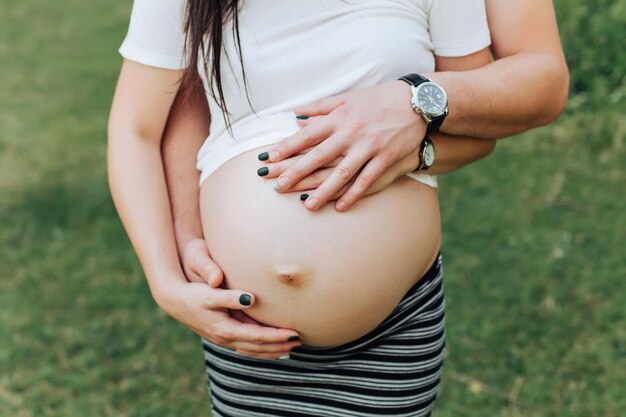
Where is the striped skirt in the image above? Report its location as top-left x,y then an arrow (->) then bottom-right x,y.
202,251 -> 445,417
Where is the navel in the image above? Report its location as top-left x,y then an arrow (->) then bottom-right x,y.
274,267 -> 310,288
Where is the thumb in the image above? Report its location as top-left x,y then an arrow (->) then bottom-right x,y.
210,288 -> 256,310
199,259 -> 224,288
188,243 -> 224,288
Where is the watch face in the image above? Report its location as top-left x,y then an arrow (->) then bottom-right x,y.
415,82 -> 448,117
423,143 -> 435,166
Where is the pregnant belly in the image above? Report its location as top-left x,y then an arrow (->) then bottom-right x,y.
200,144 -> 441,347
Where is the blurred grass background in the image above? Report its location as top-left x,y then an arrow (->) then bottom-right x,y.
0,0 -> 624,416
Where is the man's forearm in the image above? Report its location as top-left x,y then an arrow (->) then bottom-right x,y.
429,53 -> 568,139
162,87 -> 211,254
428,0 -> 569,140
426,132 -> 496,175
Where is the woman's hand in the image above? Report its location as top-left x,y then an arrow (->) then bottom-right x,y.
263,80 -> 427,212
259,144 -> 420,203
156,238 -> 302,359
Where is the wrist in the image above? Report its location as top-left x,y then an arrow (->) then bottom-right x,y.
173,220 -> 204,256
395,79 -> 429,133
149,271 -> 189,310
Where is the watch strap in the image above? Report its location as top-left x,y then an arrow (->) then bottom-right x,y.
398,73 -> 429,87
412,136 -> 434,172
426,113 -> 446,136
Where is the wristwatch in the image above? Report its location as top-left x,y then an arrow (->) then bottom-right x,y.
413,136 -> 435,172
398,73 -> 449,136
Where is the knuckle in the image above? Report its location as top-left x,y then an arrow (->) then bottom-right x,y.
212,335 -> 227,346
336,165 -> 352,182
218,328 -> 234,341
371,132 -> 385,146
300,126 -> 315,146
202,292 -> 216,309
313,145 -> 327,163
376,152 -> 393,166
357,171 -> 376,188
334,106 -> 350,119
244,334 -> 263,344
348,118 -> 365,133
384,147 -> 400,162
227,292 -> 241,308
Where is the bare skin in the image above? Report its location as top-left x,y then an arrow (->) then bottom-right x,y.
265,0 -> 568,212
120,1 -> 569,359
108,60 -> 302,358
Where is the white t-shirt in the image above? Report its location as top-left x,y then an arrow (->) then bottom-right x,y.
119,0 -> 491,187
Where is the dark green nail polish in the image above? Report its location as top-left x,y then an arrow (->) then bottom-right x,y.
239,294 -> 251,306
258,152 -> 269,161
288,335 -> 300,342
300,193 -> 309,201
296,115 -> 309,120
257,167 -> 269,176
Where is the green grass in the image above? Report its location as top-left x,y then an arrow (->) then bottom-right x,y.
1,0 -> 624,416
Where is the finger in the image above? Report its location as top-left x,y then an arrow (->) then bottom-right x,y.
230,340 -> 301,354
276,135 -> 344,190
258,153 -> 306,179
292,95 -> 345,117
330,181 -> 353,201
229,309 -> 263,325
289,167 -> 334,192
267,119 -> 334,163
262,152 -> 343,183
294,114 -> 319,129
207,288 -> 256,310
233,349 -> 292,360
190,248 -> 224,288
302,149 -> 371,211
183,266 -> 206,284
217,318 -> 300,344
335,156 -> 392,212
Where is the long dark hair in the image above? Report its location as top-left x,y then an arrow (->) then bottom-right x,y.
180,0 -> 253,136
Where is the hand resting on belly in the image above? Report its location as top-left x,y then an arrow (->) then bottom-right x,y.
200,144 -> 441,347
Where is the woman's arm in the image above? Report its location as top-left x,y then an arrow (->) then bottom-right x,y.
108,60 -> 185,289
108,60 -> 300,357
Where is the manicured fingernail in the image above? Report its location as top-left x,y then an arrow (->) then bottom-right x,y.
305,198 -> 318,209
258,152 -> 269,161
336,201 -> 347,211
300,193 -> 309,201
257,167 -> 269,176
239,294 -> 251,306
273,181 -> 280,191
295,115 -> 309,120
278,354 -> 290,360
277,176 -> 289,188
288,335 -> 300,341
269,151 -> 279,161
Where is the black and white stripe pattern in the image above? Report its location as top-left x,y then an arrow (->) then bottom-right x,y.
202,252 -> 445,417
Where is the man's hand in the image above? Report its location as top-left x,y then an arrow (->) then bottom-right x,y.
259,142 -> 421,204
167,238 -> 302,359
180,238 -> 225,286
262,80 -> 427,212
